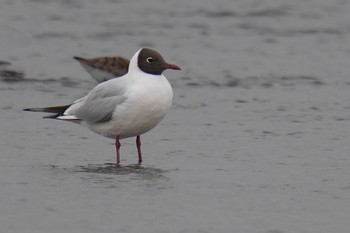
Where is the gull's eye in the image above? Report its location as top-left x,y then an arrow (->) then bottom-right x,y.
146,57 -> 154,63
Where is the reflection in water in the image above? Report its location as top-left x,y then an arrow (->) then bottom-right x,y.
75,163 -> 167,179
76,164 -> 169,188
46,163 -> 170,188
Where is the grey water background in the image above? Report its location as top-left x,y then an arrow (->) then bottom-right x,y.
1,0 -> 350,232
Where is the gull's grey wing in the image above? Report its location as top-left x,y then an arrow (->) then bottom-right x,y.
64,79 -> 127,123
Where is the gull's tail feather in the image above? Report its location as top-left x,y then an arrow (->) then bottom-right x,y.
23,105 -> 80,122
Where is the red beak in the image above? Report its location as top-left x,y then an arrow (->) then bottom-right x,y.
162,63 -> 181,70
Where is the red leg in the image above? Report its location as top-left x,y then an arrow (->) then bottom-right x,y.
136,135 -> 142,164
115,135 -> 121,165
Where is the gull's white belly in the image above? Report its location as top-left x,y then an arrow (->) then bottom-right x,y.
85,79 -> 173,139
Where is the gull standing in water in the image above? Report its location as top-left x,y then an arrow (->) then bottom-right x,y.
24,48 -> 181,165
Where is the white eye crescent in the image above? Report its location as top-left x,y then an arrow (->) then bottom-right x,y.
146,57 -> 154,63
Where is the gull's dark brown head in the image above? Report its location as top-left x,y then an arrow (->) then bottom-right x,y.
137,48 -> 181,75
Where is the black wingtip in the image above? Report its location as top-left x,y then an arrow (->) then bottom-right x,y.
23,105 -> 71,114
23,108 -> 41,112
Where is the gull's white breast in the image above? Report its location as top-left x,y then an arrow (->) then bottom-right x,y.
86,74 -> 173,139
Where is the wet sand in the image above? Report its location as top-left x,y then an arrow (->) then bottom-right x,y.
1,0 -> 350,233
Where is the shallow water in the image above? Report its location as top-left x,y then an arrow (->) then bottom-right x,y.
1,0 -> 350,233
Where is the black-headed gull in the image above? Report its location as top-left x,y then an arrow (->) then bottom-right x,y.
74,55 -> 129,82
24,48 -> 181,165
